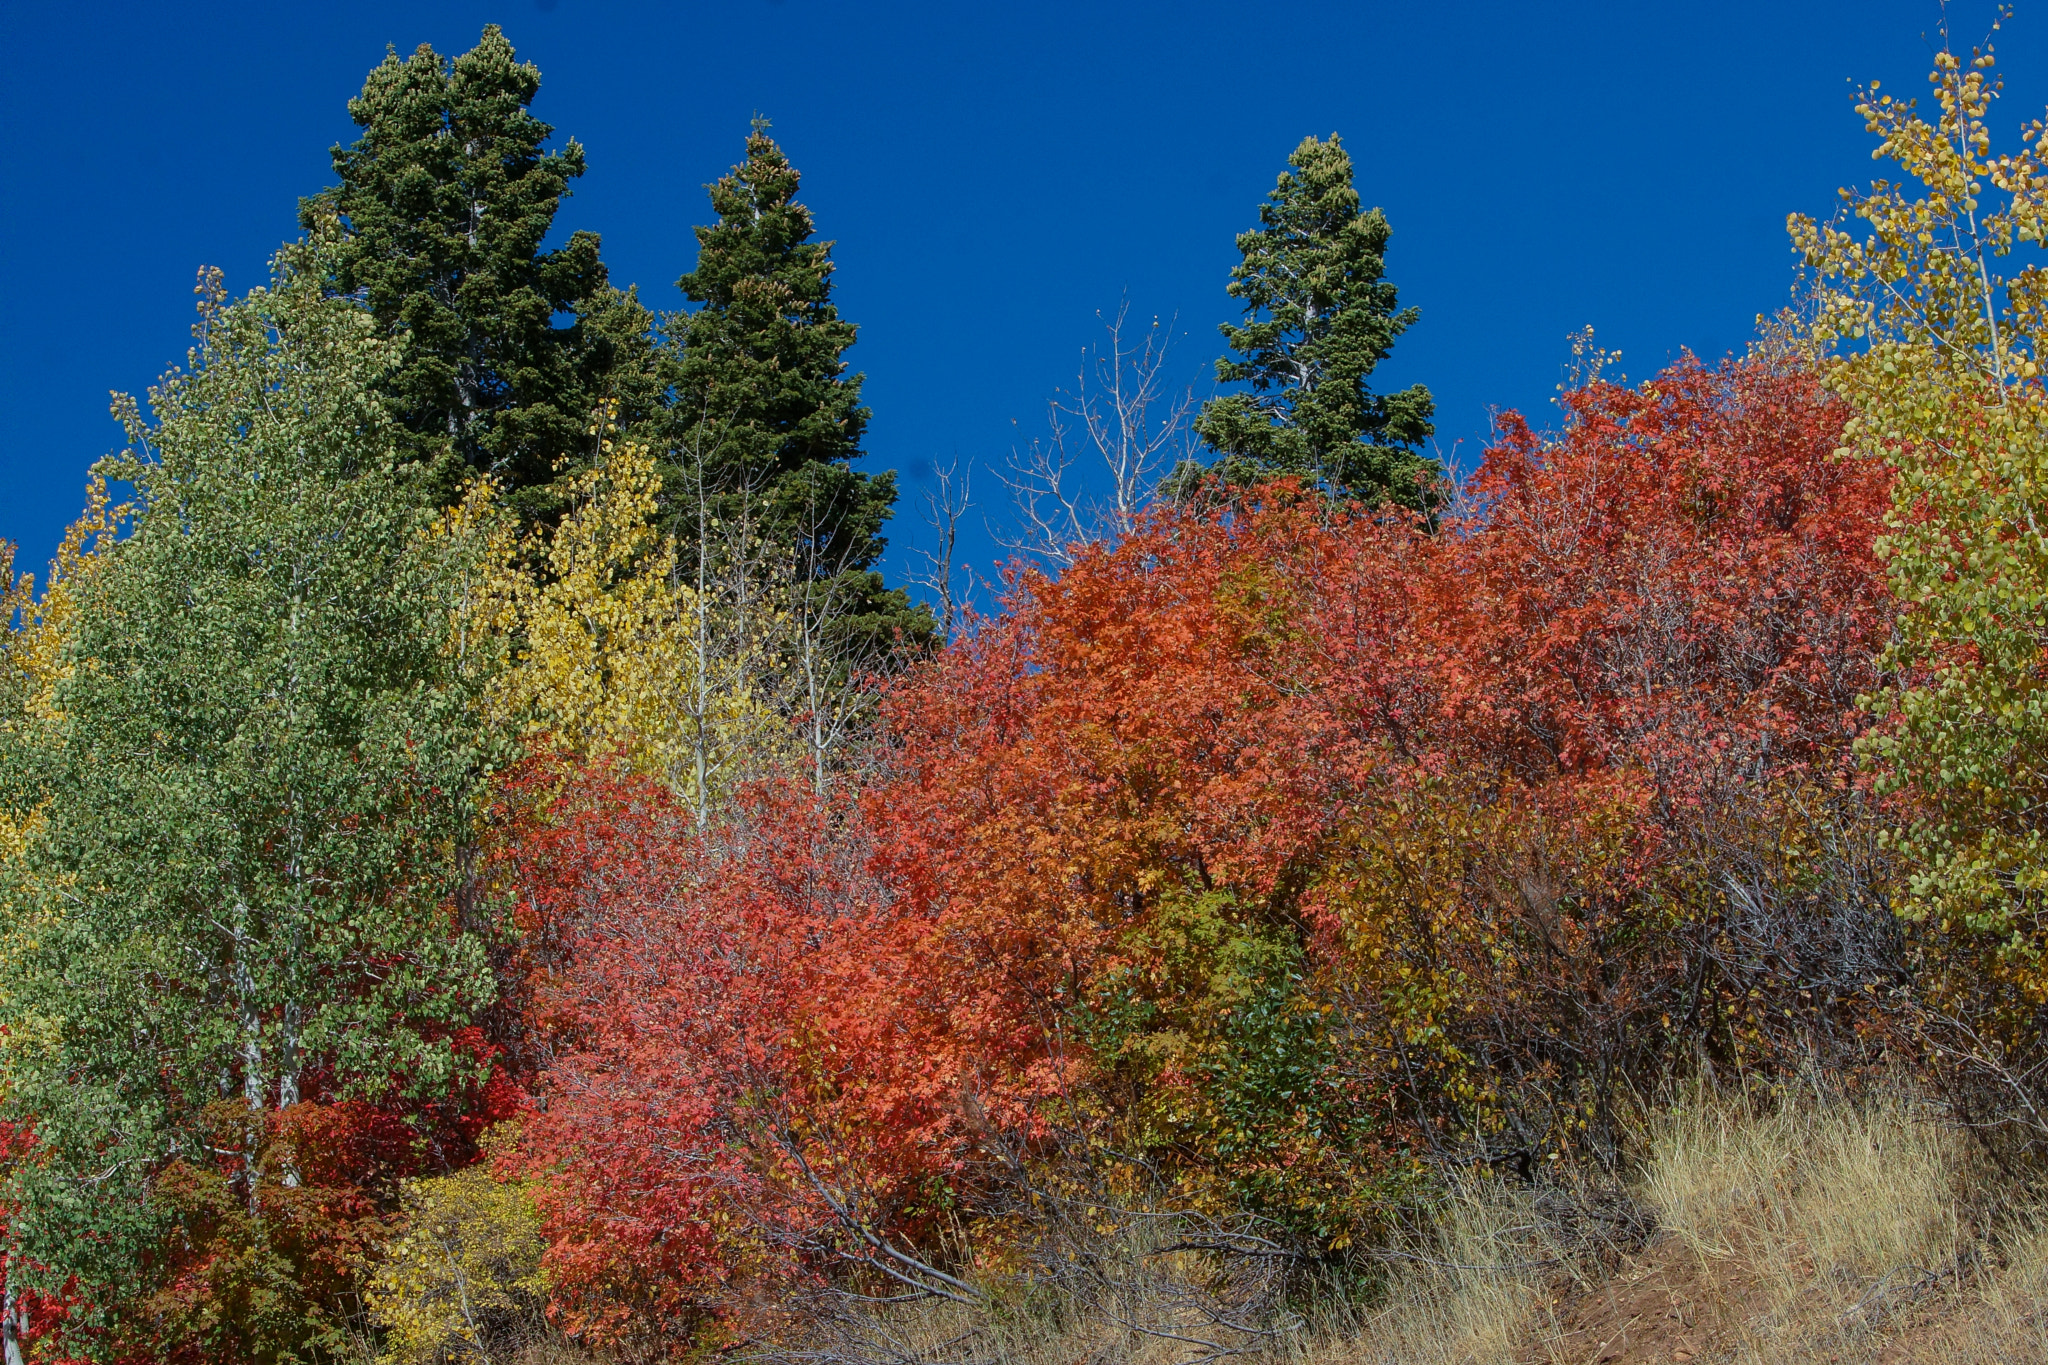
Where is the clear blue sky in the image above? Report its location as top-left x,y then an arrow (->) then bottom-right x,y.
0,0 -> 2032,603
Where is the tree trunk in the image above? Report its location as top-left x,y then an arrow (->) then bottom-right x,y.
4,1268 -> 25,1365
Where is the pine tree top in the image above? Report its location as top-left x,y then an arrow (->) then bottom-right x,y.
1188,134 -> 1438,510
301,26 -> 622,509
680,126 -> 837,316
666,128 -> 879,563
662,124 -> 923,653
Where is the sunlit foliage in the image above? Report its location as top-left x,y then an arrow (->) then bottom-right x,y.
368,1157 -> 548,1365
460,416 -> 794,814
1795,26 -> 2048,1120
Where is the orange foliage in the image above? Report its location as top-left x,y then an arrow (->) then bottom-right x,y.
508,355 -> 1895,1340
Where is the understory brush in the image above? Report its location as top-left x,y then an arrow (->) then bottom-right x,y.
674,1080 -> 2048,1365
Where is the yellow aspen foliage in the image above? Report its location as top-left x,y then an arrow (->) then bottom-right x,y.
0,551 -> 30,878
1792,30 -> 2048,1021
366,1160 -> 549,1365
460,414 -> 794,813
2,473 -> 118,732
0,477 -> 119,961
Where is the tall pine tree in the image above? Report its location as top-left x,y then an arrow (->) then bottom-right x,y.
1186,134 -> 1438,508
302,26 -> 659,513
664,123 -> 924,650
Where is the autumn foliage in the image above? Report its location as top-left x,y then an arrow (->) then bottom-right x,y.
488,352 -> 1899,1344
21,32 -> 2048,1359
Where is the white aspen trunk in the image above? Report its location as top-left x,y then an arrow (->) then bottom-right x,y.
277,597 -> 305,1196
231,900 -> 267,1213
809,617 -> 828,799
234,910 -> 264,1111
5,1267 -> 26,1365
1299,298 -> 1318,394
277,996 -> 300,1111
277,997 -> 301,1188
240,1033 -> 264,1108
693,460 -> 712,827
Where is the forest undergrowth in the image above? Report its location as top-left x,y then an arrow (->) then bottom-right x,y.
471,1076 -> 2048,1365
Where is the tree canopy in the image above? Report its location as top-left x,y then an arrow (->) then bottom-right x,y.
302,25 -> 658,514
1184,134 -> 1438,508
0,239 -> 501,1354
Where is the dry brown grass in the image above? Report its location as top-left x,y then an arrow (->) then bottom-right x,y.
948,1081 -> 2039,1365
1297,1182 -> 1593,1365
838,1179 -> 1625,1365
1539,1077 -> 2048,1365
352,1084 -> 2048,1365
1932,1212 -> 2048,1363
1641,1080 -> 1975,1358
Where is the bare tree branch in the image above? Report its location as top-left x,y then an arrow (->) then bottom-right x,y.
907,458 -> 975,641
999,300 -> 1200,565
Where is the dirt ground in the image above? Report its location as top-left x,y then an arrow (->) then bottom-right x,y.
1529,1231 -> 2038,1365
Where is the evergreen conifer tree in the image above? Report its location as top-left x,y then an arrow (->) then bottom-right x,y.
302,26 -> 657,512
1185,134 -> 1438,508
665,123 -> 925,650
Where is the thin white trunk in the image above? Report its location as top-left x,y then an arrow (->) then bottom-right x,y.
234,909 -> 264,1110
693,456 -> 712,826
5,1270 -> 26,1365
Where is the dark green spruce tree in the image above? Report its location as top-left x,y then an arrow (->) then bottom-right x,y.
1183,134 -> 1438,509
301,25 -> 661,513
664,123 -> 928,653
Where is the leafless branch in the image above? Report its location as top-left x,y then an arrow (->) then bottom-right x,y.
999,300 -> 1200,565
907,457 -> 975,641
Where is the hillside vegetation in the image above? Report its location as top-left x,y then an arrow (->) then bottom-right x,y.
7,23 -> 2048,1365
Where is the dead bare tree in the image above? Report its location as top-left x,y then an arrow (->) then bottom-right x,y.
658,411 -> 904,806
907,457 -> 975,641
658,406 -> 812,827
1001,301 -> 1201,565
779,493 -> 902,798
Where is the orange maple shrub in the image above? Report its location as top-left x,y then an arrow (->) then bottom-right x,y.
507,354 -> 1896,1342
1315,354 -> 1896,1160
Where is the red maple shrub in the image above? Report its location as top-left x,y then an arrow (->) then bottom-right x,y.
500,767 -> 1011,1346
50,1034 -> 524,1363
1307,354 -> 1897,1160
507,354 -> 1899,1342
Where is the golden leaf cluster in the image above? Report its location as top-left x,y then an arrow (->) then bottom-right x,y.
451,416 -> 794,811
367,1164 -> 549,1364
